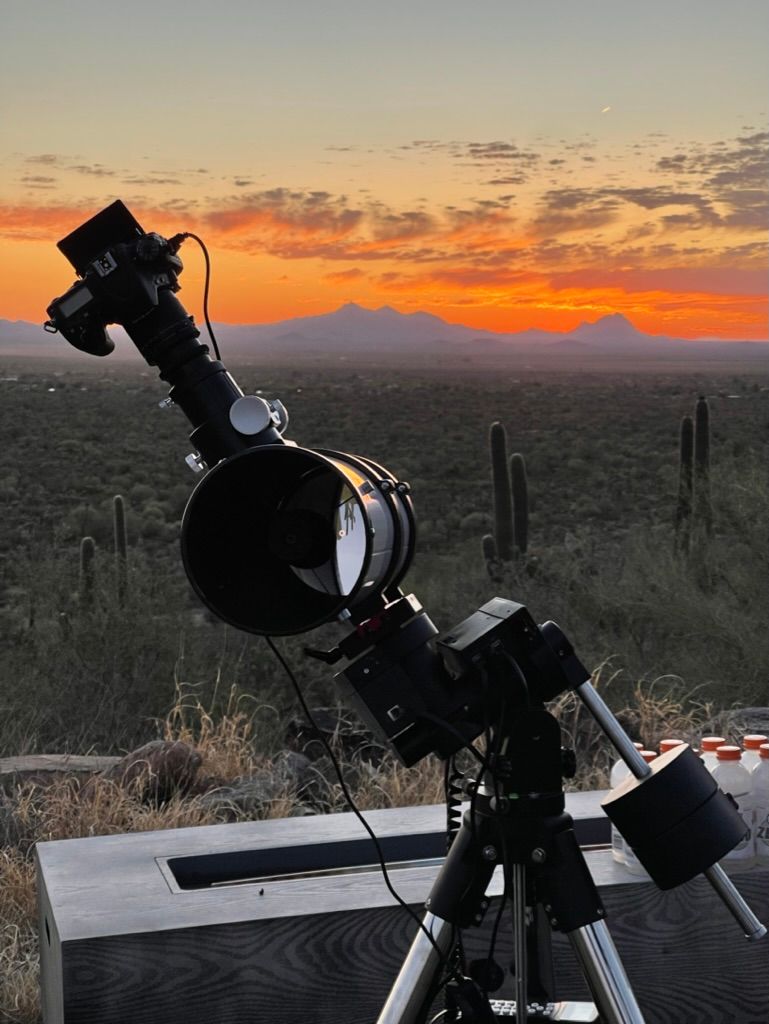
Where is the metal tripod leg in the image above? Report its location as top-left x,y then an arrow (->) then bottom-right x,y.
375,912 -> 454,1024
569,921 -> 645,1024
512,864 -> 528,1024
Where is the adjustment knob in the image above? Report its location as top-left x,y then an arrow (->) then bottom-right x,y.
135,233 -> 165,262
185,452 -> 206,474
229,395 -> 273,436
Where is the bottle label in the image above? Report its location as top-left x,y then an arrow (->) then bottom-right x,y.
724,813 -> 753,860
756,813 -> 769,849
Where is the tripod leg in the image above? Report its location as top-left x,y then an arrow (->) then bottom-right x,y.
511,864 -> 527,1024
568,921 -> 645,1024
375,912 -> 454,1024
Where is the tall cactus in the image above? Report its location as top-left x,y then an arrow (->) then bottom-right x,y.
674,415 -> 694,554
79,536 -> 96,612
510,453 -> 529,555
113,494 -> 128,605
693,395 -> 712,537
489,421 -> 514,561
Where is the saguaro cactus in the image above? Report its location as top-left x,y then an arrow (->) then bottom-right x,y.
510,453 -> 529,555
675,415 -> 694,554
693,395 -> 712,538
113,494 -> 128,605
489,421 -> 514,561
79,536 -> 96,611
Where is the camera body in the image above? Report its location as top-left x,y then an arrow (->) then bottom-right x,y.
45,201 -> 183,357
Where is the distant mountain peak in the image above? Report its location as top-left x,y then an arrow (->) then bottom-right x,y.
569,312 -> 645,344
575,312 -> 634,330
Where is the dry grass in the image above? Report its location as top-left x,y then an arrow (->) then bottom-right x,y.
552,660 -> 712,790
160,682 -> 271,782
0,851 -> 38,1024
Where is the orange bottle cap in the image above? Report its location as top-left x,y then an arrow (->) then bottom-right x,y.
701,736 -> 726,750
660,739 -> 685,752
716,745 -> 742,760
640,750 -> 657,762
743,734 -> 768,749
760,744 -> 769,759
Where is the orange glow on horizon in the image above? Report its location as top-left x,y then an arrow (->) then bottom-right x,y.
2,196 -> 767,342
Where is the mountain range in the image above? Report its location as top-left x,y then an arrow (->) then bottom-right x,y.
1,303 -> 766,361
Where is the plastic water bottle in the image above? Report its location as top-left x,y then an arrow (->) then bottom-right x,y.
609,742 -> 644,864
700,735 -> 726,771
624,750 -> 658,878
711,745 -> 754,868
751,743 -> 769,866
742,734 -> 768,773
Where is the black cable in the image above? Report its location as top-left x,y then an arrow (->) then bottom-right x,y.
414,710 -> 491,772
497,648 -> 530,706
177,232 -> 221,361
264,635 -> 462,987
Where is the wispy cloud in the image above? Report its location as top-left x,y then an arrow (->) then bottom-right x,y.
70,164 -> 115,177
20,175 -> 57,189
25,154 -> 64,166
323,267 -> 365,283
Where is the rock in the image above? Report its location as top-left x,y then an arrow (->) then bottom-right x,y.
101,740 -> 202,803
271,750 -> 313,789
198,771 -> 289,820
196,751 -> 317,820
285,707 -> 386,765
0,754 -> 121,795
299,754 -> 365,810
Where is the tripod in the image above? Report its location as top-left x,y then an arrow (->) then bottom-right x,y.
376,669 -> 643,1023
370,615 -> 766,1024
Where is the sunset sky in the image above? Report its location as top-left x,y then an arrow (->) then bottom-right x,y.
1,0 -> 767,339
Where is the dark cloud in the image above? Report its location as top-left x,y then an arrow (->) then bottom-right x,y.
233,178 -> 253,187
25,154 -> 62,165
654,131 -> 769,229
369,208 -> 436,240
716,240 -> 768,264
70,164 -> 115,177
203,188 -> 365,259
485,175 -> 527,186
323,267 -> 365,283
464,142 -> 540,163
533,184 -> 722,234
657,153 -> 688,172
21,175 -> 56,185
123,175 -> 182,185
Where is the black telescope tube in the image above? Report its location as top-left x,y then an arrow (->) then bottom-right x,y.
124,288 -> 284,466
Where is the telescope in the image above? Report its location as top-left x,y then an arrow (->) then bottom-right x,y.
46,201 -> 765,1023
